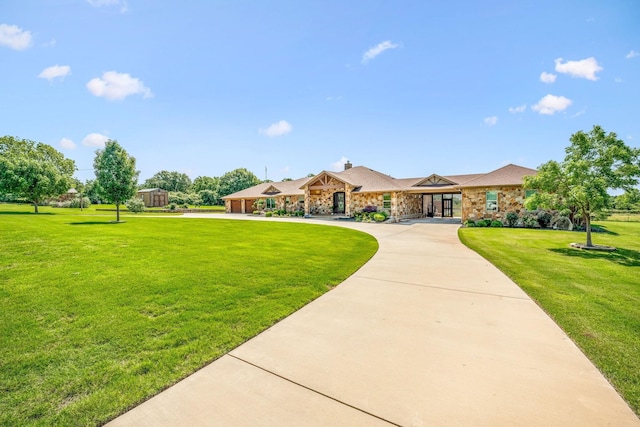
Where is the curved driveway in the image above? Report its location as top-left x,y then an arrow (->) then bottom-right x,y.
108,216 -> 639,426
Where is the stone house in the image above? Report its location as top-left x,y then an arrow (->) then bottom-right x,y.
137,188 -> 169,208
222,162 -> 536,222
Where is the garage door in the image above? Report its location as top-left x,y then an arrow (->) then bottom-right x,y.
230,200 -> 242,213
244,199 -> 256,212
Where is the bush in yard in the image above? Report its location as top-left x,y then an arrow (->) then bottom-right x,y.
505,212 -> 518,227
555,216 -> 572,231
490,220 -> 503,227
125,197 -> 146,213
373,213 -> 386,222
252,210 -> 260,215
464,220 -> 476,227
168,203 -> 177,210
521,211 -> 539,228
265,211 -> 273,217
69,197 -> 92,209
537,210 -> 553,228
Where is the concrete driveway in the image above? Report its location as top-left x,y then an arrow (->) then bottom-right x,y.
107,216 -> 639,426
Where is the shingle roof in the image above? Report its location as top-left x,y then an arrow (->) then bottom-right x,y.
221,176 -> 309,199
222,164 -> 537,199
456,164 -> 537,188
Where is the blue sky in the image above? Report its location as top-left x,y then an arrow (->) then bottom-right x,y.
2,1 -> 639,183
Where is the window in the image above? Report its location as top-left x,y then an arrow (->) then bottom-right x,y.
525,189 -> 537,198
266,198 -> 276,209
486,191 -> 498,211
383,193 -> 391,209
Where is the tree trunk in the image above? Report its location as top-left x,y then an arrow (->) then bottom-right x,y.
585,214 -> 593,247
116,203 -> 120,222
33,202 -> 39,213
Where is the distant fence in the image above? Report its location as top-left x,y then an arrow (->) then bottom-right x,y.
604,210 -> 640,222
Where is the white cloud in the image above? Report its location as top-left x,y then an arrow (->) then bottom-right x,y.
38,65 -> 71,82
0,24 -> 33,50
60,138 -> 76,149
86,0 -> 128,12
509,104 -> 526,114
626,50 -> 639,59
42,38 -> 56,48
532,94 -> 572,115
259,120 -> 292,137
540,72 -> 556,83
571,109 -> 586,118
554,57 -> 603,81
362,40 -> 399,64
86,71 -> 153,101
82,133 -> 109,148
484,116 -> 498,126
615,77 -> 623,83
330,156 -> 350,172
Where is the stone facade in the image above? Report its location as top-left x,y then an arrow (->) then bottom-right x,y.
396,192 -> 423,219
461,186 -> 526,222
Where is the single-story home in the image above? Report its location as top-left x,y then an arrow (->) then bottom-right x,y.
222,162 -> 537,222
137,188 -> 169,207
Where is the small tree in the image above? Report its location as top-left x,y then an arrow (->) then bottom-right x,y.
93,140 -> 139,222
0,136 -> 76,213
524,125 -> 640,247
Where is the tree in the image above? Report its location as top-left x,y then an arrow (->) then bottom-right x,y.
93,140 -> 139,222
0,136 -> 76,213
192,175 -> 219,193
613,188 -> 640,210
524,125 -> 640,247
141,170 -> 192,192
218,168 -> 261,198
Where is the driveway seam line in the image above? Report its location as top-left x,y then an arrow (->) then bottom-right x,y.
354,275 -> 531,300
227,354 -> 402,427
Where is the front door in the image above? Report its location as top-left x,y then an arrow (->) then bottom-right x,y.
333,192 -> 345,214
443,198 -> 453,217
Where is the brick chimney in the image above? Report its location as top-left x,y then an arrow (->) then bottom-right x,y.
344,160 -> 352,170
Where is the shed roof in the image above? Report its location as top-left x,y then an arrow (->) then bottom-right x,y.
137,188 -> 168,193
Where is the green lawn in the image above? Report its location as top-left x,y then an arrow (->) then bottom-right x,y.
459,222 -> 640,416
0,205 -> 378,426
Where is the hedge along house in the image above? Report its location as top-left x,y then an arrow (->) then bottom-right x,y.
222,162 -> 537,222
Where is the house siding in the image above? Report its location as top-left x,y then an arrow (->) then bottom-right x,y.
461,186 -> 527,222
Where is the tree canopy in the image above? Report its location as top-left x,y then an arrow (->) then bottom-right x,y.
0,136 -> 76,213
524,125 -> 640,247
94,140 -> 139,222
218,168 -> 261,198
141,170 -> 192,192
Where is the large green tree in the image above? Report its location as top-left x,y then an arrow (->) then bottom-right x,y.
218,168 -> 261,198
93,140 -> 139,222
141,170 -> 192,192
0,136 -> 76,213
192,176 -> 221,205
524,125 -> 640,247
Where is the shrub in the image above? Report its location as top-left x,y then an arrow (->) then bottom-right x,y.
464,220 -> 476,227
294,210 -> 304,217
373,213 -> 386,222
555,216 -> 572,231
521,212 -> 538,228
125,197 -> 145,213
265,211 -> 273,217
490,220 -> 503,228
168,203 -> 177,211
536,210 -> 553,228
70,197 -> 92,209
559,208 -> 571,218
252,210 -> 260,215
505,212 -> 518,227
